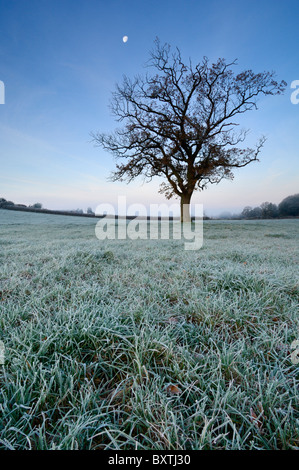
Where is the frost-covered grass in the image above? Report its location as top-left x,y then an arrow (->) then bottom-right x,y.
0,209 -> 298,450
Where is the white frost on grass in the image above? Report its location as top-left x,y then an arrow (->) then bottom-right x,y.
0,209 -> 298,450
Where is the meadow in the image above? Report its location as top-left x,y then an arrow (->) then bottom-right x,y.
0,209 -> 298,450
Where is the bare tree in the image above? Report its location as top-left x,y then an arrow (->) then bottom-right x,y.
92,39 -> 286,222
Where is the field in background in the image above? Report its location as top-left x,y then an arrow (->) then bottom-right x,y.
0,209 -> 298,450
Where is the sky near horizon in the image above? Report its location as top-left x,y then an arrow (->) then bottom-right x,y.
0,0 -> 298,216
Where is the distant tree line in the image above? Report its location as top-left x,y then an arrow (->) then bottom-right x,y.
1,194 -> 298,219
0,198 -> 96,217
0,198 -> 43,209
240,194 -> 299,219
218,194 -> 299,219
241,202 -> 279,219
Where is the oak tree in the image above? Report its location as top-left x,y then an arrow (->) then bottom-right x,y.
92,40 -> 286,222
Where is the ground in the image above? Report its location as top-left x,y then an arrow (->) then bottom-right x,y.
0,209 -> 298,450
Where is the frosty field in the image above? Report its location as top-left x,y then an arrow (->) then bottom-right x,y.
0,209 -> 298,450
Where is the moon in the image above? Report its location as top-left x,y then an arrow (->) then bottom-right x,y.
122,36 -> 128,43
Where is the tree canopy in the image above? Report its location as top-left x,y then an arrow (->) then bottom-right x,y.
278,193 -> 299,217
92,39 -> 286,221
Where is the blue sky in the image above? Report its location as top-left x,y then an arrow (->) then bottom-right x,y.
0,0 -> 298,216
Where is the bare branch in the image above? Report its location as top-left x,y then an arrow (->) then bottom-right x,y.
92,39 -> 286,218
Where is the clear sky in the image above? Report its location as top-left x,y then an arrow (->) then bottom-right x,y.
0,0 -> 298,216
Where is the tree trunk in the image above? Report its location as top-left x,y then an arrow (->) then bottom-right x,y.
180,192 -> 192,223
